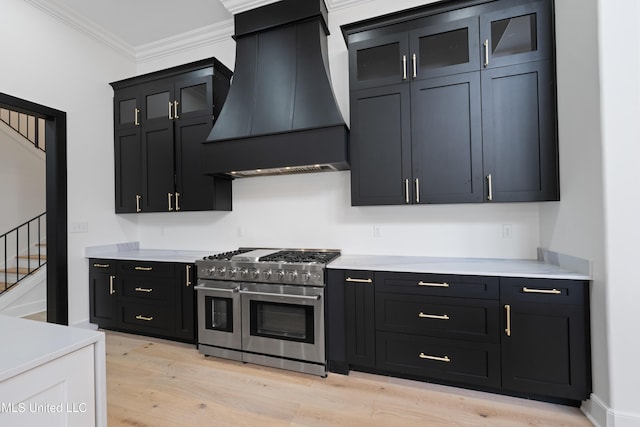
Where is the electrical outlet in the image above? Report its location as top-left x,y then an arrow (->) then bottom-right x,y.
373,225 -> 382,238
502,224 -> 513,239
69,222 -> 88,233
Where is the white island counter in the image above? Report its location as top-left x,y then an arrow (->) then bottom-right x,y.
0,315 -> 106,427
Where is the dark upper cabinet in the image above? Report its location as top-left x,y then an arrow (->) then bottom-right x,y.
344,0 -> 558,206
111,58 -> 233,214
500,277 -> 591,401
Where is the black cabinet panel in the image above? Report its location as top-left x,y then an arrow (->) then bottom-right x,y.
350,85 -> 411,205
114,128 -> 142,213
376,332 -> 501,388
175,263 -> 196,342
411,72 -> 483,203
482,60 -> 558,201
376,272 -> 499,299
89,260 -> 117,328
119,302 -> 175,337
141,121 -> 175,212
345,272 -> 376,368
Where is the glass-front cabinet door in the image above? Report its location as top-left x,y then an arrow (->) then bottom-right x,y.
143,80 -> 174,123
113,87 -> 141,131
348,33 -> 410,90
175,75 -> 213,119
410,16 -> 480,80
480,1 -> 551,69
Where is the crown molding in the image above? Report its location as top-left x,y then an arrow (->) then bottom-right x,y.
136,19 -> 234,63
325,0 -> 372,12
24,0 -> 136,61
219,0 -> 280,15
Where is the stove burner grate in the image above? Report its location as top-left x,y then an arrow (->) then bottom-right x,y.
258,250 -> 340,264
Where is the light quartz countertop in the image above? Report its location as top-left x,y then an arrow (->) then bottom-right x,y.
0,315 -> 104,382
85,242 -> 209,264
327,254 -> 591,280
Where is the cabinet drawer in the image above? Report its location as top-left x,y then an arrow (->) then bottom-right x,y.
118,260 -> 174,277
500,277 -> 588,305
120,275 -> 174,302
376,332 -> 500,388
118,302 -> 175,336
376,272 -> 499,299
376,293 -> 499,342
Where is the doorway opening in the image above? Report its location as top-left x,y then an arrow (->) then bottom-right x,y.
0,92 -> 68,325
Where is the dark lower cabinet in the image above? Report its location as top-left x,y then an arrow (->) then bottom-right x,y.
89,258 -> 196,344
500,277 -> 591,401
344,272 -> 376,369
89,260 -> 117,329
329,268 -> 591,405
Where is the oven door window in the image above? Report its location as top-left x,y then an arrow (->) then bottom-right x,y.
204,296 -> 233,332
249,301 -> 314,344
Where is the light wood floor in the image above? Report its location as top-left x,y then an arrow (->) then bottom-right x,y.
105,331 -> 593,427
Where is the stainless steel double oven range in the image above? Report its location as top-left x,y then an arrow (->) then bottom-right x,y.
195,248 -> 340,377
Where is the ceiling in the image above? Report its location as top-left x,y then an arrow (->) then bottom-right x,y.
31,0 -> 235,48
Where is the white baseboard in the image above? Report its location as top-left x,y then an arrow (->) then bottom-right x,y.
583,394 -> 640,427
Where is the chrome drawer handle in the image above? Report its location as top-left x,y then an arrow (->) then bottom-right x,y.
346,277 -> 373,284
419,353 -> 450,363
239,290 -> 321,300
134,266 -> 153,271
418,281 -> 449,288
135,287 -> 153,293
194,285 -> 239,293
418,312 -> 449,320
522,287 -> 562,295
135,315 -> 153,321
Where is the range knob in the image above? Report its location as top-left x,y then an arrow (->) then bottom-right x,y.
301,272 -> 311,283
250,268 -> 260,280
286,270 -> 298,282
229,267 -> 238,278
217,267 -> 226,277
275,270 -> 285,281
263,269 -> 272,280
239,268 -> 249,279
207,267 -> 216,277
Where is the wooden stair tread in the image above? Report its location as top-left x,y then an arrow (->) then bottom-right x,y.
0,267 -> 33,274
17,254 -> 47,260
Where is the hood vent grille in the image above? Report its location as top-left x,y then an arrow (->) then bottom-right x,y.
202,0 -> 349,178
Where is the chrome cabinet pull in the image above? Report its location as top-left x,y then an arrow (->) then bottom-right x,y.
483,39 -> 489,67
346,277 -> 373,284
168,102 -> 174,120
135,287 -> 153,293
415,178 -> 420,203
418,312 -> 450,320
522,287 -> 562,295
174,101 -> 179,119
487,174 -> 493,201
134,108 -> 140,126
135,194 -> 141,213
405,179 -> 410,204
135,315 -> 153,321
419,353 -> 450,363
134,266 -> 153,271
93,263 -> 110,268
109,275 -> 116,295
175,192 -> 181,211
418,281 -> 449,288
412,53 -> 417,78
505,304 -> 511,336
402,55 -> 407,80
194,285 -> 239,293
186,265 -> 192,287
239,290 -> 321,301
168,193 -> 174,211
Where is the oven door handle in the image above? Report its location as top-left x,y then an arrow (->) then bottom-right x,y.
194,285 -> 239,293
239,290 -> 321,300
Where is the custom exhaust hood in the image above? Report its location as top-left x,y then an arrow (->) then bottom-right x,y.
203,0 -> 349,178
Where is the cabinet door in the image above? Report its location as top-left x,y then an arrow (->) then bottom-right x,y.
500,278 -> 590,401
344,272 -> 376,369
174,115 -> 217,211
141,120 -> 175,212
482,60 -> 558,202
114,128 -> 142,213
480,0 -> 552,69
142,80 -> 174,124
113,88 -> 141,131
175,74 -> 213,120
350,84 -> 412,206
348,33 -> 409,91
411,72 -> 483,204
88,260 -> 117,328
175,263 -> 196,343
410,16 -> 480,80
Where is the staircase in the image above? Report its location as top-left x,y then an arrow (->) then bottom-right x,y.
1,214 -> 47,296
0,107 -> 46,152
